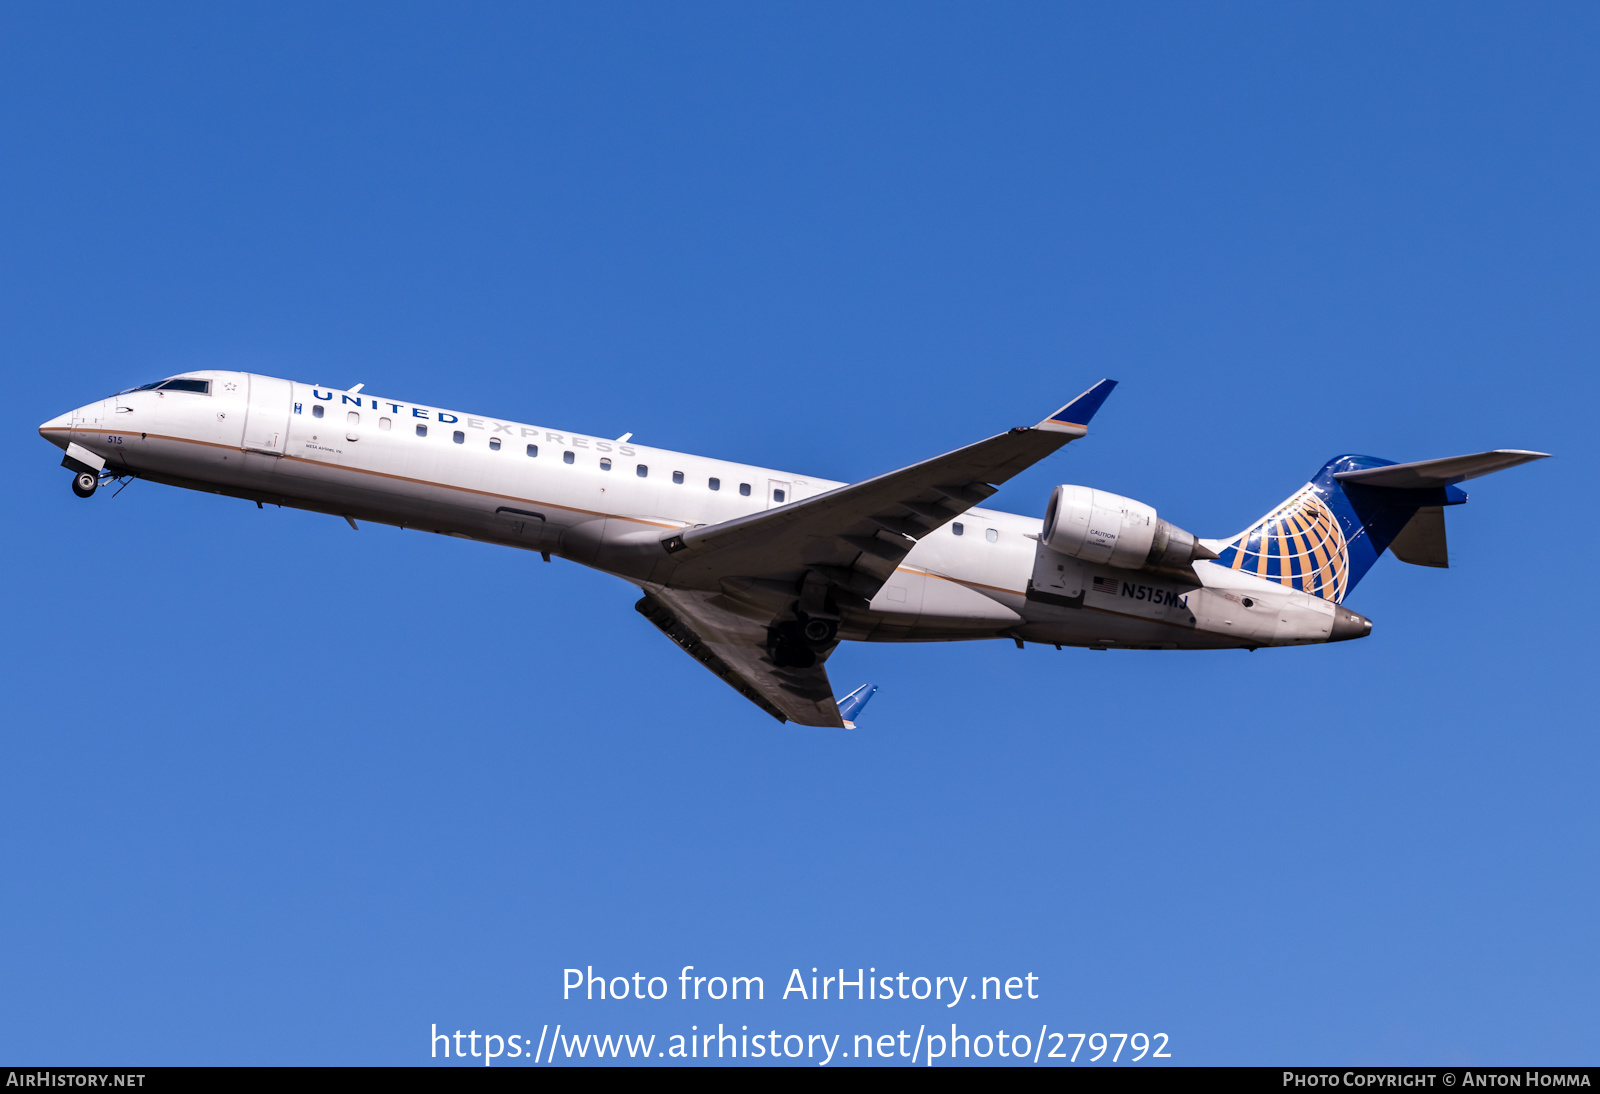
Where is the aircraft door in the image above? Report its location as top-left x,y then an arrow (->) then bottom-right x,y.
767,480 -> 791,508
241,374 -> 293,455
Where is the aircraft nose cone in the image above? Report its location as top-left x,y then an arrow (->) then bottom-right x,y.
1329,607 -> 1372,642
39,411 -> 73,449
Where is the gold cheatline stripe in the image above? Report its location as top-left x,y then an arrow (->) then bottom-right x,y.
42,427 -> 677,529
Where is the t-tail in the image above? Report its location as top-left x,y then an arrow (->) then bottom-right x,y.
1206,450 -> 1549,603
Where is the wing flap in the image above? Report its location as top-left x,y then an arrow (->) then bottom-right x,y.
634,381 -> 1117,724
635,588 -> 845,727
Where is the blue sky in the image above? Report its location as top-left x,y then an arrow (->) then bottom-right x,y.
1,2 -> 1594,1066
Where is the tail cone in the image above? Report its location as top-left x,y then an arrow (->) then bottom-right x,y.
1329,607 -> 1372,642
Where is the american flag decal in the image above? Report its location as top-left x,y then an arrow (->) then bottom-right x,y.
1091,575 -> 1119,594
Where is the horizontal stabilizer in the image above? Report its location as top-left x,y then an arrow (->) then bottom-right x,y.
1037,379 -> 1118,435
1333,449 -> 1548,488
1389,506 -> 1449,568
838,683 -> 878,730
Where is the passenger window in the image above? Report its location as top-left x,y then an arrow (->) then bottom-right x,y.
453,431 -> 464,444
986,528 -> 998,542
774,489 -> 785,503
563,451 -> 575,464
312,405 -> 325,419
708,477 -> 720,491
672,471 -> 684,484
489,438 -> 501,451
416,424 -> 427,437
600,457 -> 611,470
347,411 -> 360,425
379,417 -> 392,431
637,464 -> 648,478
739,483 -> 751,496
952,523 -> 964,536
526,444 -> 538,457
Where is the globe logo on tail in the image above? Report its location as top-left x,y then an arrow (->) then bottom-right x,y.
1212,485 -> 1350,603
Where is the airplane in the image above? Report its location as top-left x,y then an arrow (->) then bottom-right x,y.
39,373 -> 1547,728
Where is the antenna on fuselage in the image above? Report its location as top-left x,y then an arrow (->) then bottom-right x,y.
616,432 -> 632,443
348,383 -> 365,394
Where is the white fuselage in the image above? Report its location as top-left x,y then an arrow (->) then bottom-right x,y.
41,371 -> 1347,651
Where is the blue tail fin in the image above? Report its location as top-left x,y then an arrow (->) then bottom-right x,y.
1208,454 -> 1475,603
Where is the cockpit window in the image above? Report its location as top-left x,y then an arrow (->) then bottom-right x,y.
117,377 -> 211,395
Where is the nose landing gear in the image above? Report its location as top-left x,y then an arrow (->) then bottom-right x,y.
68,468 -> 128,498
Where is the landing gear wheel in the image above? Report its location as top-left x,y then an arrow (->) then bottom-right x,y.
802,617 -> 837,643
72,470 -> 98,498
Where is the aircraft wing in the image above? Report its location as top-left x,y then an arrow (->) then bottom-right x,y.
635,586 -> 844,727
633,381 -> 1116,727
660,380 -> 1117,596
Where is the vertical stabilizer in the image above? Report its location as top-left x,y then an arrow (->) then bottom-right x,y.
1205,455 -> 1471,602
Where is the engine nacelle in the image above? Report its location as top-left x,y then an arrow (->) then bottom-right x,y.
1040,484 -> 1215,573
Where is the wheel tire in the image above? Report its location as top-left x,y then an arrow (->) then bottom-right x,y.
802,618 -> 836,644
72,471 -> 98,498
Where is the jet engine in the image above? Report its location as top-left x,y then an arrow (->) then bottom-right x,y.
1040,484 -> 1216,574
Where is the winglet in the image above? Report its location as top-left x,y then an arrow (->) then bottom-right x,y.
838,683 -> 878,730
1037,379 -> 1118,435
